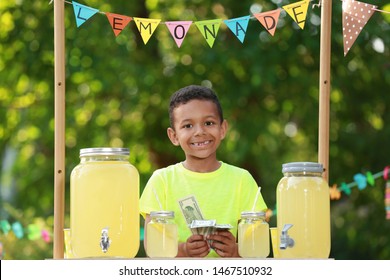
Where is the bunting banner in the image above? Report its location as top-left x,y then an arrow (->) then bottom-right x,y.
282,0 -> 310,30
253,9 -> 281,36
342,0 -> 378,56
63,0 -> 390,54
106,12 -> 132,37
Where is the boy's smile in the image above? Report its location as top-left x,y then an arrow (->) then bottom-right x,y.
167,99 -> 228,172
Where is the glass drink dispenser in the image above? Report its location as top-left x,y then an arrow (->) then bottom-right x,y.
276,162 -> 330,258
70,147 -> 140,258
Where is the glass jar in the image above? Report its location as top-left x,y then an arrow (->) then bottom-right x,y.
146,211 -> 178,258
238,211 -> 270,258
70,147 -> 140,258
276,162 -> 330,258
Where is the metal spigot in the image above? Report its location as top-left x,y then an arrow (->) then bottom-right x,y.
100,227 -> 111,253
280,224 -> 295,250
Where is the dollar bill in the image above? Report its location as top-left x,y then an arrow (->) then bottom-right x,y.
178,195 -> 205,234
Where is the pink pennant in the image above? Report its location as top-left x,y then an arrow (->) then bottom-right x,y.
165,21 -> 192,48
342,0 -> 377,56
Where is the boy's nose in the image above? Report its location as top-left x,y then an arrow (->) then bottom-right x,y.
194,124 -> 206,135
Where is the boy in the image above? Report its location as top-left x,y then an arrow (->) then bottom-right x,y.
140,85 -> 267,257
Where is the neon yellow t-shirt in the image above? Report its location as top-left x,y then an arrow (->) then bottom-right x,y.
139,162 -> 267,257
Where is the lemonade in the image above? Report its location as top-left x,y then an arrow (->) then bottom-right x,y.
146,211 -> 178,258
276,162 -> 330,259
238,211 -> 269,258
70,148 -> 140,258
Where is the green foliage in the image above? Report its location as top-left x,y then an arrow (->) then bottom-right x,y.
1,0 -> 390,259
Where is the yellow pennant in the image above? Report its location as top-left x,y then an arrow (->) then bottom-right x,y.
282,0 -> 310,30
133,17 -> 161,44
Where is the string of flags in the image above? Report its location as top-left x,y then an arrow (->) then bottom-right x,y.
0,219 -> 51,243
54,0 -> 389,55
329,165 -> 390,220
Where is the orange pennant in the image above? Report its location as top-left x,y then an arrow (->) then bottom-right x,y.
329,184 -> 341,200
106,13 -> 132,37
253,9 -> 281,36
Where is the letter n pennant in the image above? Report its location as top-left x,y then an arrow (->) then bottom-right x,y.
195,19 -> 223,48
165,21 -> 192,48
282,0 -> 310,30
106,13 -> 132,37
72,1 -> 99,28
224,16 -> 250,43
133,17 -> 161,44
342,0 -> 377,56
253,9 -> 281,36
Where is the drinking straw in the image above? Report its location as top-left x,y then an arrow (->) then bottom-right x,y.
251,187 -> 262,212
152,187 -> 163,210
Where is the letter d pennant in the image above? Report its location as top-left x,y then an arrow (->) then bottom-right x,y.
253,9 -> 281,36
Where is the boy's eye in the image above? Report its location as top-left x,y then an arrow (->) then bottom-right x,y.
205,121 -> 215,126
183,124 -> 192,128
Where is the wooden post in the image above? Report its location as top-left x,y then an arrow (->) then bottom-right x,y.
318,0 -> 332,182
53,0 -> 66,259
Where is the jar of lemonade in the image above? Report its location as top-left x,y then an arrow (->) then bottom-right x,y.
276,162 -> 330,258
70,147 -> 139,258
238,211 -> 269,258
146,211 -> 178,258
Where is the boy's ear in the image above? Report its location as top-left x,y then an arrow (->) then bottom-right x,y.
167,127 -> 180,146
220,119 -> 228,140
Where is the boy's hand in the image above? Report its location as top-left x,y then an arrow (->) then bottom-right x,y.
207,231 -> 239,257
183,234 -> 210,257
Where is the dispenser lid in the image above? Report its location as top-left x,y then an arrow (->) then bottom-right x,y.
240,211 -> 266,218
150,211 -> 175,218
282,162 -> 324,173
80,147 -> 130,156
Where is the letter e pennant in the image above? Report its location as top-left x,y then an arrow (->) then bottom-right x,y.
106,13 -> 132,37
282,0 -> 310,30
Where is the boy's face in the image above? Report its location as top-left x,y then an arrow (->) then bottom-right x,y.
167,99 -> 227,161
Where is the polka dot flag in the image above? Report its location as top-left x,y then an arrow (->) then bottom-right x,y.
342,0 -> 377,56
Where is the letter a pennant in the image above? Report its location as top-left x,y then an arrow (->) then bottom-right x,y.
282,0 -> 310,30
72,1 -> 99,28
133,17 -> 161,44
253,9 -> 281,36
224,16 -> 250,43
165,21 -> 192,48
342,0 -> 377,56
106,13 -> 132,37
195,19 -> 223,48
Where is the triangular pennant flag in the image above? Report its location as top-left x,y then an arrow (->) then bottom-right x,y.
366,171 -> 375,186
353,173 -> 367,190
223,16 -> 250,43
253,9 -> 281,36
329,184 -> 341,200
195,19 -> 223,48
133,17 -> 161,44
342,0 -> 377,56
106,13 -> 132,37
282,0 -> 310,30
72,1 -> 99,28
165,21 -> 192,48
